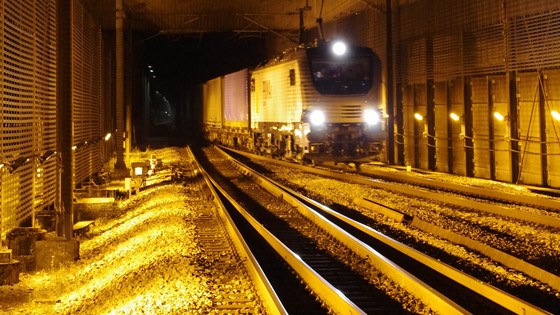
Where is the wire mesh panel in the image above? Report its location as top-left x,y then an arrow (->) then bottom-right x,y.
516,72 -> 542,185
543,70 -> 560,187
433,34 -> 462,82
34,0 -> 58,217
433,82 -> 449,172
401,85 -> 415,167
507,9 -> 560,71
448,78 -> 467,176
470,77 -> 491,179
3,0 -> 40,233
1,0 -> 57,240
414,83 -> 428,169
394,0 -> 560,187
490,75 -> 512,182
72,0 -> 103,185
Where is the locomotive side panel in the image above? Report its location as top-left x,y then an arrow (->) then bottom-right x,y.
250,58 -> 303,125
250,53 -> 306,159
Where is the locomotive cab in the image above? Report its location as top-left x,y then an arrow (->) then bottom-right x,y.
302,41 -> 384,164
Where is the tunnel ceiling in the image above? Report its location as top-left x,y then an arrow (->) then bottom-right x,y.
82,0 -> 381,40
80,0 -> 385,88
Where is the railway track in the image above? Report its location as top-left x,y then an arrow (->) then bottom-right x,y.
216,146 -> 560,314
193,145 -> 553,314
195,146 -> 409,314
181,147 -> 283,314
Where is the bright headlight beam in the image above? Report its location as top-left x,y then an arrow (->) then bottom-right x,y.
364,109 -> 380,125
310,110 -> 325,126
332,41 -> 347,56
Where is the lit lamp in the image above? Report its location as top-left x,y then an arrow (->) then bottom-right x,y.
449,112 -> 465,138
449,112 -> 461,122
414,113 -> 427,138
493,111 -> 507,121
493,111 -> 510,140
552,110 -> 560,121
134,166 -> 143,176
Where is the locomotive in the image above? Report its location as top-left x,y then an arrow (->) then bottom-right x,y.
202,40 -> 385,167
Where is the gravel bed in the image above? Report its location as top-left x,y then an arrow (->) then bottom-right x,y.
0,147 -> 262,315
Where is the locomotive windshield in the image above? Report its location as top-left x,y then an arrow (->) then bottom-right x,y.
309,54 -> 373,95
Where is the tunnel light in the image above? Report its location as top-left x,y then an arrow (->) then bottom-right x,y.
449,112 -> 461,122
493,111 -> 506,121
552,110 -> 560,121
105,132 -> 112,141
414,113 -> 424,121
331,41 -> 347,56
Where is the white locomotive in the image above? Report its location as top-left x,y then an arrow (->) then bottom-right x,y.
202,40 -> 385,167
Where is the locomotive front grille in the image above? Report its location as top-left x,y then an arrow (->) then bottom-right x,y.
329,104 -> 362,120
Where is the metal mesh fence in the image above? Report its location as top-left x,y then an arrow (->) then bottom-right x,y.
71,1 -> 103,185
1,0 -> 104,240
1,0 -> 57,240
393,0 -> 560,186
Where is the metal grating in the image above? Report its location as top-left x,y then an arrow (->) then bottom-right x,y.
34,0 -> 58,215
72,0 -> 103,185
1,0 -> 57,239
507,9 -> 560,71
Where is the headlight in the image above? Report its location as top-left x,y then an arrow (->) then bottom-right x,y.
364,109 -> 380,125
310,110 -> 325,126
331,41 -> 347,56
